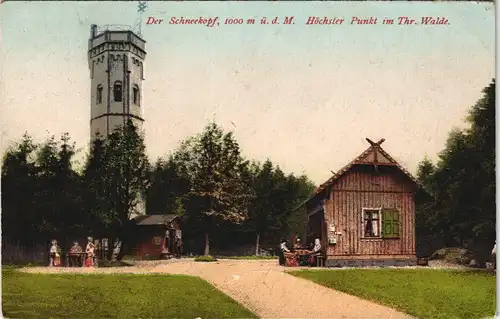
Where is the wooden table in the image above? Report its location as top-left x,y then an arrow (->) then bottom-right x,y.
294,250 -> 313,266
67,252 -> 87,267
284,250 -> 313,267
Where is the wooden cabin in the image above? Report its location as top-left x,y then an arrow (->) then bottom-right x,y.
133,214 -> 182,259
303,138 -> 426,267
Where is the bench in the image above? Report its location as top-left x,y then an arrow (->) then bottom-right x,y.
316,255 -> 325,267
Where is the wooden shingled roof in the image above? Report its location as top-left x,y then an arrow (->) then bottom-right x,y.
313,138 -> 423,196
134,214 -> 180,226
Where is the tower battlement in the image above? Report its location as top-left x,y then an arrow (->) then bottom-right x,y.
88,24 -> 146,139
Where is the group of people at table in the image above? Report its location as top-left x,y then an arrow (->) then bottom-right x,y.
279,236 -> 322,267
48,237 -> 98,267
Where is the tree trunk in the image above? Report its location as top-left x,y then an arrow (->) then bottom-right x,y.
116,240 -> 127,261
255,233 -> 260,256
106,237 -> 114,261
204,232 -> 210,256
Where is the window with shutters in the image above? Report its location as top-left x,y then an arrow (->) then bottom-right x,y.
362,208 -> 382,238
362,207 -> 400,239
381,208 -> 400,238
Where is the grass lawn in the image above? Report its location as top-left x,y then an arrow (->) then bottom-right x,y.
289,268 -> 495,319
2,267 -> 256,319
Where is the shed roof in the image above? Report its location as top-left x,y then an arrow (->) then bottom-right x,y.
295,138 -> 427,210
134,214 -> 180,226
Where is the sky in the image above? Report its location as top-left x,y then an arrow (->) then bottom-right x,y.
0,1 -> 495,185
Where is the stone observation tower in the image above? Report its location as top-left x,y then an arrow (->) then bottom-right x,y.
88,24 -> 146,139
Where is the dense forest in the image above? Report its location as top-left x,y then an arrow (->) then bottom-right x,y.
1,79 -> 495,261
1,121 -> 315,258
415,79 -> 495,262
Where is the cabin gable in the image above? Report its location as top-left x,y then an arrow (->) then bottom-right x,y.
332,165 -> 418,194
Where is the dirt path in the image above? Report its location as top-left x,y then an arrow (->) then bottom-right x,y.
22,260 -> 414,319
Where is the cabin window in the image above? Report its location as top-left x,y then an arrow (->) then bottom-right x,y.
381,208 -> 400,238
362,208 -> 400,239
133,85 -> 140,105
96,84 -> 103,104
153,236 -> 162,246
362,208 -> 381,238
113,81 -> 122,102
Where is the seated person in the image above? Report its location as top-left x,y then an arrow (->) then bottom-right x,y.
308,238 -> 322,266
312,238 -> 322,253
293,238 -> 303,249
69,241 -> 83,267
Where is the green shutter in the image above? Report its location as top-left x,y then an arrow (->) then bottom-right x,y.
392,211 -> 400,237
382,208 -> 400,238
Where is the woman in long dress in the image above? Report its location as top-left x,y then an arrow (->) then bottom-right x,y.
49,240 -> 61,267
84,237 -> 96,267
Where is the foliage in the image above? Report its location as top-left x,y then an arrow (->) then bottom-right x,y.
429,248 -> 475,265
2,120 -> 314,258
145,155 -> 190,216
416,79 -> 495,259
97,260 -> 134,268
176,122 -> 255,255
2,133 -> 86,244
194,255 -> 218,262
290,269 -> 495,319
2,269 -> 256,319
245,160 -> 315,253
83,120 -> 149,259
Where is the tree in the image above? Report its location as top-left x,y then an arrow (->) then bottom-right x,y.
83,121 -> 149,260
415,79 -> 495,260
107,120 -> 149,259
30,133 -> 85,244
182,122 -> 254,256
83,135 -> 114,240
244,159 -> 316,255
1,133 -> 39,244
283,174 -> 316,240
146,156 -> 191,216
246,159 -> 282,255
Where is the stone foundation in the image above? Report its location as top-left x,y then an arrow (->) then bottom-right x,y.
325,258 -> 417,268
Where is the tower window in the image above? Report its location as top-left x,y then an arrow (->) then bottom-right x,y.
96,85 -> 103,104
113,81 -> 122,102
133,85 -> 140,106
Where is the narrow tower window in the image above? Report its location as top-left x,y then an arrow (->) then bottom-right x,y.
96,85 -> 103,104
113,81 -> 122,102
133,85 -> 140,106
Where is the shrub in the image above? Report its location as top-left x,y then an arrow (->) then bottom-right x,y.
194,255 -> 218,262
430,247 -> 474,265
98,260 -> 134,268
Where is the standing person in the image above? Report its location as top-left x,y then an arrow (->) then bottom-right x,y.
278,238 -> 290,266
49,240 -> 61,267
175,231 -> 182,258
492,241 -> 497,270
85,237 -> 96,267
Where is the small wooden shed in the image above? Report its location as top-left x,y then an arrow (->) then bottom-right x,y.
302,138 -> 427,267
133,214 -> 183,259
